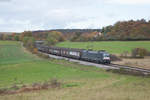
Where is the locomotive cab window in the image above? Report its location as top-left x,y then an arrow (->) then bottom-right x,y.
103,54 -> 110,57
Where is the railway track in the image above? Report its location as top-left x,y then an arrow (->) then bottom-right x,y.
39,51 -> 150,76
109,63 -> 150,75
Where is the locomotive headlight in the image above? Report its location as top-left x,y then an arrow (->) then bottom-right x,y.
103,57 -> 110,60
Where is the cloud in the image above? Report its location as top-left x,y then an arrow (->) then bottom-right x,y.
64,16 -> 117,29
0,18 -> 45,32
106,0 -> 150,5
0,0 -> 11,2
65,19 -> 100,29
0,0 -> 150,32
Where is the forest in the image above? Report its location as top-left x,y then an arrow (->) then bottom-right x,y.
101,19 -> 150,41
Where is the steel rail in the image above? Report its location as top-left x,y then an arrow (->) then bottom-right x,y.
110,63 -> 150,74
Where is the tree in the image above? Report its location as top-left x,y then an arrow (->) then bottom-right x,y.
0,34 -> 4,40
2,34 -> 8,40
11,33 -> 16,40
70,32 -> 82,41
26,37 -> 35,50
20,31 -> 32,41
23,37 -> 35,49
45,36 -> 58,46
101,19 -> 150,40
45,31 -> 65,45
14,35 -> 20,41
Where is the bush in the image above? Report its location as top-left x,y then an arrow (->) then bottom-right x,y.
110,54 -> 122,61
37,52 -> 49,59
14,35 -> 20,41
50,79 -> 61,88
11,85 -> 19,90
131,48 -> 148,58
120,51 -> 129,58
33,48 -> 38,54
0,88 -> 7,95
145,51 -> 150,56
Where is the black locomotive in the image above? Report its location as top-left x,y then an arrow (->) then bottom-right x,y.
35,41 -> 111,64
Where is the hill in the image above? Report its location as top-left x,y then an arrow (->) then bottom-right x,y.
32,29 -> 100,34
0,32 -> 13,34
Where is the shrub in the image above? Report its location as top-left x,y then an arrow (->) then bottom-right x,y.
131,48 -> 148,58
33,48 -> 38,54
10,85 -> 19,90
14,35 -> 20,41
50,79 -> 61,88
0,88 -> 7,95
120,51 -> 129,58
110,54 -> 122,61
147,51 -> 150,56
37,52 -> 49,59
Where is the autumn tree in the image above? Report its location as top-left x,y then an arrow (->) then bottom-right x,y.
2,34 -> 8,40
70,32 -> 82,41
101,19 -> 150,40
45,31 -> 65,46
23,37 -> 35,50
0,34 -> 4,40
11,33 -> 16,40
20,31 -> 32,41
14,35 -> 20,41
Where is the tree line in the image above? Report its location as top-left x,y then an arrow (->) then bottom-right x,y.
0,18 -> 150,45
101,19 -> 150,41
0,31 -> 65,53
68,19 -> 150,41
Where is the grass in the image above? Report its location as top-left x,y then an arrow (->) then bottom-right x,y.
1,77 -> 150,100
56,41 -> 150,54
1,41 -> 150,100
0,60 -> 110,88
0,41 -> 38,65
0,41 -> 110,88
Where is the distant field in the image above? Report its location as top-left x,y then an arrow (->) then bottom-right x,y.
56,41 -> 150,54
0,41 -> 38,65
0,41 -> 20,45
1,41 -> 150,100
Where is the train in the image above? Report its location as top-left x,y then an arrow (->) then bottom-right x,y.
35,41 -> 111,64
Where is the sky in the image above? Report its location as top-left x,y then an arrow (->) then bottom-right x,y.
0,0 -> 150,32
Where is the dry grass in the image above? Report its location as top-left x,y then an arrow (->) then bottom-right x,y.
113,56 -> 150,69
1,78 -> 150,100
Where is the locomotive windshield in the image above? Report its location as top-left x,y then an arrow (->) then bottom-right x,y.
103,53 -> 110,57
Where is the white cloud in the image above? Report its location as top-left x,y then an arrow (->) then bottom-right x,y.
65,21 -> 95,29
0,19 -> 45,32
46,9 -> 71,19
64,17 -> 116,29
106,0 -> 150,5
0,0 -> 150,32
